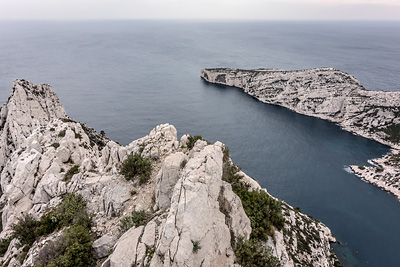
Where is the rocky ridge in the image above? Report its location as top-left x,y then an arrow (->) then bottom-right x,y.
201,68 -> 400,199
0,80 -> 338,266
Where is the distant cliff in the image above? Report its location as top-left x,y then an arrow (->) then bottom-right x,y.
0,80 -> 339,266
201,68 -> 400,199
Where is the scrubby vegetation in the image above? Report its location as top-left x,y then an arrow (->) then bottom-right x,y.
233,238 -> 280,267
58,130 -> 66,138
51,143 -> 60,149
382,124 -> 400,143
222,149 -> 284,240
10,193 -> 93,266
74,132 -> 82,140
186,135 -> 205,150
12,193 -> 92,246
120,153 -> 152,184
63,165 -> 80,182
222,148 -> 283,266
0,237 -> 12,256
192,240 -> 201,253
119,210 -> 151,234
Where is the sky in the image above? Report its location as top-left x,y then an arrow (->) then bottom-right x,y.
0,0 -> 399,20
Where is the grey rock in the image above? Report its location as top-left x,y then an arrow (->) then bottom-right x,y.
92,234 -> 117,259
107,226 -> 144,267
141,220 -> 156,248
155,152 -> 188,210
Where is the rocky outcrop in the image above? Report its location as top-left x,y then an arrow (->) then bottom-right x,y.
201,68 -> 400,199
350,149 -> 400,198
0,79 -> 338,267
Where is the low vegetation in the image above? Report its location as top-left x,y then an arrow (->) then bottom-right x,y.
186,135 -> 205,150
51,143 -> 60,149
222,148 -> 283,266
192,240 -> 201,253
119,210 -> 151,234
233,238 -> 280,267
120,153 -> 152,184
0,237 -> 12,256
58,130 -> 66,138
63,165 -> 80,182
10,193 -> 94,266
382,124 -> 400,143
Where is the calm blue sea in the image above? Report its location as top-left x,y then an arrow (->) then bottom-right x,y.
0,20 -> 399,266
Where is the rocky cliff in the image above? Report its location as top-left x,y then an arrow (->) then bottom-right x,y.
0,80 -> 338,266
201,68 -> 400,199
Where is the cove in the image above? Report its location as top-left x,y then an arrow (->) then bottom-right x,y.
200,82 -> 399,267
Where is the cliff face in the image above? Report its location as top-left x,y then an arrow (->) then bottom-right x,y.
201,68 -> 400,199
201,68 -> 400,148
0,80 -> 338,267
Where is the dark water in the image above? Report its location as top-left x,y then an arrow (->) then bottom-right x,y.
0,20 -> 399,266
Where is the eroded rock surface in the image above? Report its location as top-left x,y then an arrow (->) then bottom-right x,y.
0,80 -> 338,267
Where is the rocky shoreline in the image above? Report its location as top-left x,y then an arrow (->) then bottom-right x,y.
0,80 -> 339,266
201,68 -> 400,200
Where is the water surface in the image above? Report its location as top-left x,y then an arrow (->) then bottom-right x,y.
0,20 -> 399,266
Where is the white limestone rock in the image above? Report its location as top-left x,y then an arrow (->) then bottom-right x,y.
92,234 -> 117,259
141,220 -> 156,248
155,152 -> 188,210
104,226 -> 144,267
0,79 -> 339,267
151,142 -> 248,267
0,80 -> 66,170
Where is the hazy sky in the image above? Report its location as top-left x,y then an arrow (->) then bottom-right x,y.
0,0 -> 399,20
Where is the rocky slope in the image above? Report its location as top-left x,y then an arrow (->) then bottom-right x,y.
0,80 -> 339,266
201,68 -> 400,199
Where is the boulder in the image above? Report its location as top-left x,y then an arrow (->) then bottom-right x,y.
92,234 -> 117,259
155,152 -> 188,210
104,226 -> 144,267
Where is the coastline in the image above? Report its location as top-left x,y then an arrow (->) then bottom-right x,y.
201,67 -> 400,200
0,79 -> 339,266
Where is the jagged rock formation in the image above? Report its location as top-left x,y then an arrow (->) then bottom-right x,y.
201,68 -> 400,199
0,80 -> 338,266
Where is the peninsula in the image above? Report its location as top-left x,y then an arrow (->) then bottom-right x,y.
0,80 -> 339,266
201,68 -> 400,199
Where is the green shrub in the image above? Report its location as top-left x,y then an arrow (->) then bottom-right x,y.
74,133 -> 82,140
63,165 -> 80,182
45,225 -> 93,267
51,143 -> 60,149
17,148 -> 26,155
60,118 -> 75,123
180,159 -> 188,169
11,215 -> 40,246
222,148 -> 284,242
233,238 -> 280,267
120,153 -> 152,184
237,188 -> 284,241
382,124 -> 400,143
192,240 -> 201,253
11,193 -> 92,247
120,210 -> 151,233
58,130 -> 66,138
0,237 -> 13,256
50,128 -> 55,132
186,135 -> 204,150
358,166 -> 365,170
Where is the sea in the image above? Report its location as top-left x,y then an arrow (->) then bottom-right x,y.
0,20 -> 399,267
